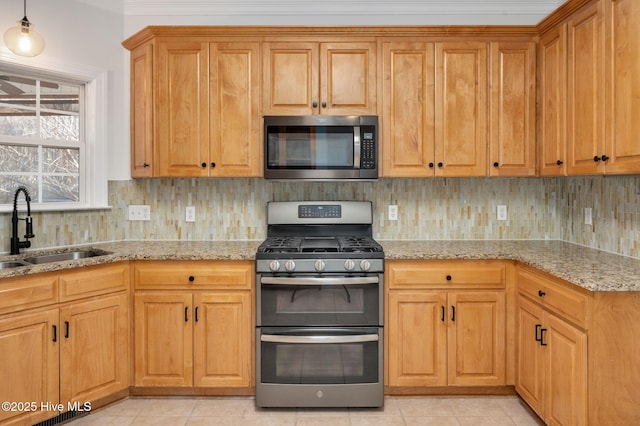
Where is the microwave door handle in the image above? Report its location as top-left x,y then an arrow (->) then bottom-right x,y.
261,334 -> 379,344
260,276 -> 379,286
354,126 -> 361,169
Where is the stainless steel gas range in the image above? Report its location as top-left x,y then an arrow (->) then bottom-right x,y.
255,201 -> 384,408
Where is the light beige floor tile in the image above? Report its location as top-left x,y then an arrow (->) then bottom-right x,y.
130,416 -> 189,426
456,416 -> 515,426
404,416 -> 461,426
296,407 -> 349,417
510,415 -> 546,426
448,397 -> 508,417
73,415 -> 135,426
240,414 -> 297,425
396,397 -> 455,417
349,398 -> 402,416
495,396 -> 539,417
92,398 -> 152,417
296,416 -> 351,426
349,416 -> 406,426
138,399 -> 198,417
192,398 -> 254,417
187,416 -> 244,426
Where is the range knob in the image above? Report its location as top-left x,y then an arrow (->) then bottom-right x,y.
284,259 -> 296,272
360,259 -> 371,272
344,259 -> 356,271
269,260 -> 281,272
314,260 -> 326,272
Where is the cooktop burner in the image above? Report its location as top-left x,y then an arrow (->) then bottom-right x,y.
258,236 -> 382,255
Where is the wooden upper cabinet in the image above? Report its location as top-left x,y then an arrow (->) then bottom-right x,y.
263,41 -> 376,115
157,39 -> 210,177
209,42 -> 262,176
489,41 -> 536,177
435,42 -> 488,177
130,43 -> 155,178
604,0 -> 640,174
381,42 -> 436,177
538,24 -> 568,176
566,1 -> 605,175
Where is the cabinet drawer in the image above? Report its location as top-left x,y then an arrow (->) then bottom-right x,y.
134,260 -> 253,290
386,260 -> 505,290
0,272 -> 58,315
517,267 -> 589,328
59,262 -> 129,302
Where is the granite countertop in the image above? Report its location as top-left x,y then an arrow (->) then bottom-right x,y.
1,239 -> 639,292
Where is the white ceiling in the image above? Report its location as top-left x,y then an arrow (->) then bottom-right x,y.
75,0 -> 566,25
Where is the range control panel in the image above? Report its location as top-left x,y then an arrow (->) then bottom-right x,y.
298,205 -> 342,219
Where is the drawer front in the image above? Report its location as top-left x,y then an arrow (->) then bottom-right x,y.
134,260 -> 254,290
0,273 -> 58,315
517,267 -> 589,328
59,262 -> 129,302
386,260 -> 506,290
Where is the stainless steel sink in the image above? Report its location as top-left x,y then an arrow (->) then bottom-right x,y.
0,260 -> 30,269
22,250 -> 111,265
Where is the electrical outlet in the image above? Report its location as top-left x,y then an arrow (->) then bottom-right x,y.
584,207 -> 593,225
186,206 -> 196,223
128,205 -> 151,221
497,205 -> 508,221
388,204 -> 398,221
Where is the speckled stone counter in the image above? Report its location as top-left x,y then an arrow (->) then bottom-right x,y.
1,239 -> 639,292
381,240 -> 640,292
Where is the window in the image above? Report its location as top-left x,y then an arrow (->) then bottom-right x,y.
0,72 -> 83,205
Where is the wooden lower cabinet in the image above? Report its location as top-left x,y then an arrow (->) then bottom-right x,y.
0,309 -> 59,426
516,295 -> 587,425
386,260 -> 508,389
134,291 -> 252,388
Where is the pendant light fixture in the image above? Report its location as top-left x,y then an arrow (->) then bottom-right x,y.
3,0 -> 45,57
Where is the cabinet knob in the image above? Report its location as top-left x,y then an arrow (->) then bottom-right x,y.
556,160 -> 564,166
594,156 -> 602,163
201,162 -> 207,168
446,275 -> 452,281
428,162 -> 434,168
437,162 -> 443,168
143,163 -> 150,168
538,290 -> 545,297
211,162 -> 216,168
321,101 -> 327,108
493,162 -> 499,168
188,275 -> 195,282
601,154 -> 610,162
312,101 -> 318,108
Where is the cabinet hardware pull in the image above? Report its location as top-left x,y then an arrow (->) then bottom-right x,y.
428,162 -> 434,168
52,325 -> 57,342
538,290 -> 546,297
556,160 -> 564,166
451,305 -> 456,322
211,162 -> 216,168
540,328 -> 548,346
593,156 -> 601,162
535,324 -> 542,342
143,163 -> 149,168
188,275 -> 195,282
195,307 -> 199,322
441,306 -> 445,322
446,275 -> 452,281
601,154 -> 610,162
64,321 -> 70,339
312,101 -> 318,108
185,306 -> 189,322
321,101 -> 327,108
437,162 -> 444,168
493,162 -> 499,168
201,162 -> 207,168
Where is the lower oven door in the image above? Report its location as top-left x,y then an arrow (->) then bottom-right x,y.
256,326 -> 383,408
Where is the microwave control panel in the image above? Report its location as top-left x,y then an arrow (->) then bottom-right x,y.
360,126 -> 376,169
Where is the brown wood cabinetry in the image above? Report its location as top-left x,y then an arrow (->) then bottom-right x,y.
133,260 -> 253,389
263,41 -> 376,115
0,263 -> 129,426
386,260 -> 507,389
125,36 -> 261,178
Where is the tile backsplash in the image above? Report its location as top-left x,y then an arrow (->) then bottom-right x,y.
1,176 -> 638,259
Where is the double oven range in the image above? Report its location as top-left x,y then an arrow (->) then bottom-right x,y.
255,201 -> 384,408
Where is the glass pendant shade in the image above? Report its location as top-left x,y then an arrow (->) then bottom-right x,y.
4,16 -> 45,57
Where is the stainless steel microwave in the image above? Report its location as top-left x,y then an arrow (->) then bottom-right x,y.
264,115 -> 378,180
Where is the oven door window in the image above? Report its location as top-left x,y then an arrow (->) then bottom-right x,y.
259,276 -> 380,327
260,327 -> 380,384
266,126 -> 355,169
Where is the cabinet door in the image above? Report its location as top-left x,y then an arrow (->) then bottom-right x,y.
0,309 -> 59,425
435,42 -> 488,176
134,293 -> 193,386
381,42 -> 435,177
130,42 -> 155,177
567,1 -> 605,175
516,296 -> 545,419
447,291 -> 506,386
544,313 -> 587,426
157,40 -> 210,177
193,292 -> 252,387
489,42 -> 536,177
209,42 -> 262,177
539,25 -> 568,176
321,42 -> 377,115
604,0 -> 640,174
263,42 -> 319,115
387,292 -> 447,386
60,293 -> 128,404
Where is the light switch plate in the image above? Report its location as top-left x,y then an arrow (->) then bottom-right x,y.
128,205 -> 150,221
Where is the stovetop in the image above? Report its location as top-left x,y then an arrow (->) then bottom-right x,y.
258,236 -> 383,255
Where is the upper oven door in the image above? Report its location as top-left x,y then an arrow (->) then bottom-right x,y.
264,115 -> 378,180
257,274 -> 383,327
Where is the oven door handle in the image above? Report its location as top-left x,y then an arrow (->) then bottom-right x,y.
261,334 -> 379,344
260,276 -> 379,286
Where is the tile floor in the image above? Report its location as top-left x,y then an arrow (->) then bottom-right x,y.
69,395 -> 545,425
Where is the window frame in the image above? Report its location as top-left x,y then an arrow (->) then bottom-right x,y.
0,57 -> 109,212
